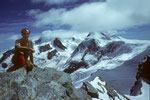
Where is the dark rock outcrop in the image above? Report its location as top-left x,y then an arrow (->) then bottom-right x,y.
105,41 -> 124,53
65,38 -> 103,73
39,44 -> 52,53
130,78 -> 142,96
90,77 -> 129,100
87,32 -> 110,40
53,38 -> 67,50
64,61 -> 88,74
47,49 -> 57,60
66,38 -> 103,70
130,54 -> 150,96
72,39 -> 100,55
0,67 -> 91,100
2,63 -> 8,68
139,55 -> 150,81
72,37 -> 75,41
0,48 -> 15,64
82,82 -> 99,98
35,37 -> 42,44
100,32 -> 111,40
104,82 -> 129,100
70,38 -> 102,63
104,41 -> 132,56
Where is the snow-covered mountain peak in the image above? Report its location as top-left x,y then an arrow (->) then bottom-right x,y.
86,32 -> 110,40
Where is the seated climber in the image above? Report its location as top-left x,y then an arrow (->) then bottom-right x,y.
7,28 -> 36,73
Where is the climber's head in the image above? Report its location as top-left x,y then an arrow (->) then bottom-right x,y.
21,28 -> 30,40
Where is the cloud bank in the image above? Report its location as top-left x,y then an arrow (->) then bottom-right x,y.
29,0 -> 150,32
41,30 -> 87,39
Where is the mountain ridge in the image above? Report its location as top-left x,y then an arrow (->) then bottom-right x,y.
0,32 -> 150,100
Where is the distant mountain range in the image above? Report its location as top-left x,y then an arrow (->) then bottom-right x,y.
0,32 -> 150,100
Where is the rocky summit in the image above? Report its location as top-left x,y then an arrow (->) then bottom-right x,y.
0,67 -> 91,100
0,66 -> 129,100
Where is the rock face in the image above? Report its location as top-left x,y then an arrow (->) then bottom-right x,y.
47,49 -> 57,60
104,41 -> 132,56
35,37 -> 42,44
87,32 -> 110,40
139,55 -> 150,81
0,67 -> 129,100
39,44 -> 52,53
64,38 -> 103,73
89,77 -> 129,100
71,39 -> 101,57
0,67 -> 91,100
0,49 -> 15,64
53,38 -> 67,50
130,54 -> 150,96
64,61 -> 88,74
82,82 -> 99,98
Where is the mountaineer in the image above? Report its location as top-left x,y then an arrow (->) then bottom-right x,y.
7,28 -> 36,73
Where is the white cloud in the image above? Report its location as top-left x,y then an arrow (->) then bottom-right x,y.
7,34 -> 20,40
31,0 -> 78,5
29,0 -> 150,32
41,29 -> 87,39
31,8 -> 66,27
27,9 -> 42,16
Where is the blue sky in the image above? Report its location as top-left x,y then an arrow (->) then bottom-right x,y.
0,0 -> 150,51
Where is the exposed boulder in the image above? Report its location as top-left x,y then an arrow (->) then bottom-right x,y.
53,38 -> 67,50
0,48 -> 15,64
0,67 -> 91,100
2,63 -> 8,68
39,44 -> 52,53
47,49 -> 57,60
